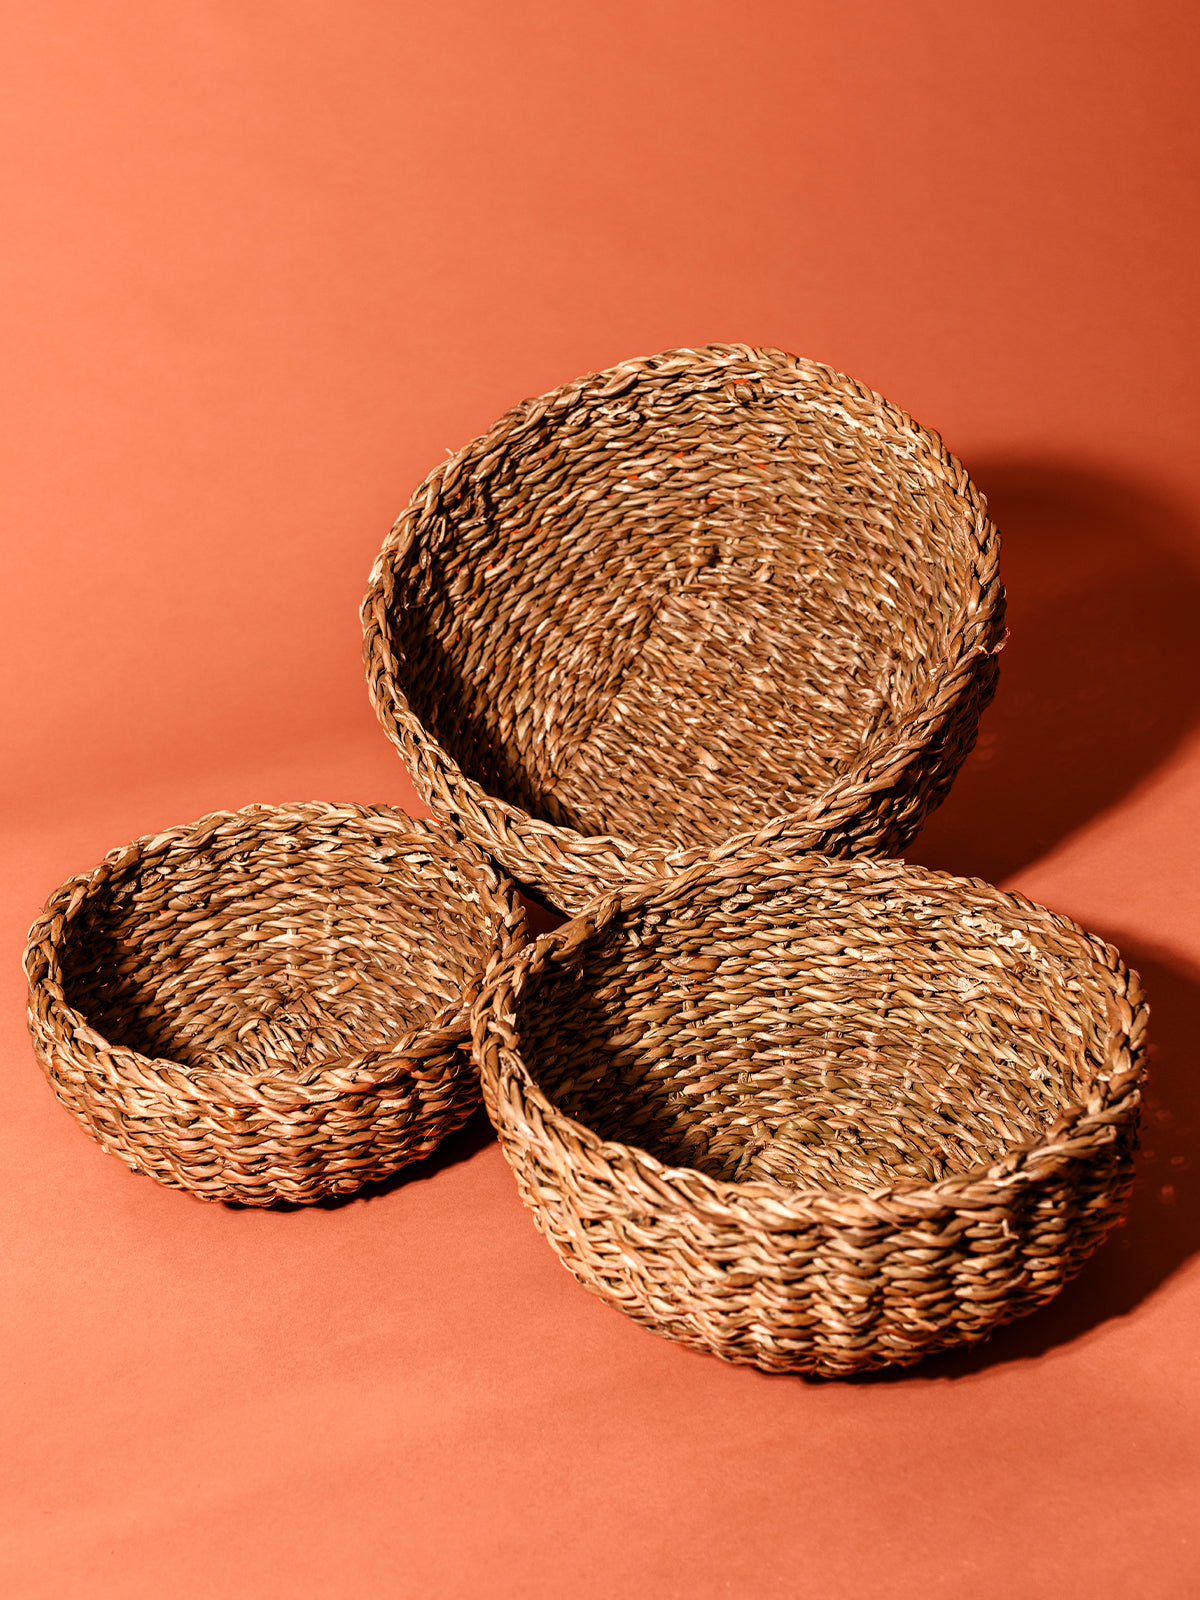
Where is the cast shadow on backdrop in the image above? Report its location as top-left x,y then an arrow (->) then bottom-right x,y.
294,463 -> 1200,1382
872,458 -> 1200,1380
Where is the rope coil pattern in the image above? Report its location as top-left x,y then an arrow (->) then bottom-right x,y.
364,344 -> 1006,914
25,803 -> 526,1205
472,851 -> 1147,1375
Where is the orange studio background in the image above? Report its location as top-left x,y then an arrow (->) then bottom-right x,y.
3,4 -> 1199,1597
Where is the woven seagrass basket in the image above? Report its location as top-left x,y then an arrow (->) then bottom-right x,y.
364,343 -> 1005,915
25,803 -> 525,1206
472,851 -> 1147,1375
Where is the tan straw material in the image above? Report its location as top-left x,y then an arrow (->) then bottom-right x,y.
472,850 -> 1147,1375
25,803 -> 526,1205
364,343 -> 1005,914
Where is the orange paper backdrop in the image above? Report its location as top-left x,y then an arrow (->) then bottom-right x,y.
3,4 -> 1199,1596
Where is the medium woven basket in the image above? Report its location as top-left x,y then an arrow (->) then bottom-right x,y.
472,851 -> 1147,1375
364,344 -> 1005,915
25,803 -> 526,1206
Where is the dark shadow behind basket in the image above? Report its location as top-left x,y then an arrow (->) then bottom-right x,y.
471,851 -> 1147,1375
364,344 -> 1005,915
25,804 -> 526,1205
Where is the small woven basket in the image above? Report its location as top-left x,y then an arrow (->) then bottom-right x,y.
25,803 -> 526,1205
364,343 -> 1005,915
472,851 -> 1147,1375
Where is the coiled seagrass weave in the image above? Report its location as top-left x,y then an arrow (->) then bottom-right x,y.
472,850 -> 1147,1375
25,804 -> 526,1205
364,344 -> 1005,914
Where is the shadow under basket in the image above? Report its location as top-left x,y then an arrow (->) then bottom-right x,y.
25,803 -> 526,1205
363,342 -> 1006,915
471,851 -> 1148,1375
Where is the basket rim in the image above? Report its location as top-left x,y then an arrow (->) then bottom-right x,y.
25,800 -> 525,1111
471,850 -> 1147,1227
362,342 -> 1006,873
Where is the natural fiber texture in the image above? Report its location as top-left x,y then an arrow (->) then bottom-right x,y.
364,343 -> 1005,914
25,803 -> 526,1205
472,851 -> 1147,1375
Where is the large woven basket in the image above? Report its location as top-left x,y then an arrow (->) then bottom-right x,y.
472,851 -> 1147,1375
364,344 -> 1005,915
25,803 -> 526,1205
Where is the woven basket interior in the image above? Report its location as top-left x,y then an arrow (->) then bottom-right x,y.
387,359 -> 982,852
513,871 -> 1116,1190
54,820 -> 487,1079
